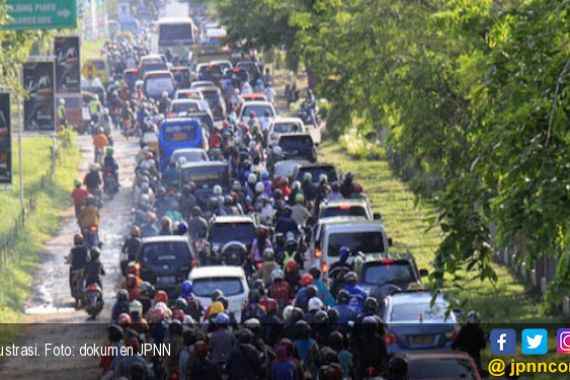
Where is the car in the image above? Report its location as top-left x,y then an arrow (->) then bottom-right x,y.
210,59 -> 233,74
267,117 -> 306,146
291,162 -> 338,186
199,86 -> 226,121
136,236 -> 195,296
170,148 -> 209,164
383,291 -> 460,353
272,160 -> 309,180
318,198 -> 378,221
401,351 -> 481,380
236,60 -> 262,84
171,66 -> 191,89
139,54 -> 168,78
196,63 -> 224,81
313,219 -> 391,274
189,265 -> 250,322
239,93 -> 267,103
169,99 -> 206,117
207,215 -> 257,257
238,100 -> 277,122
358,254 -> 428,295
277,133 -> 317,163
186,111 -> 215,130
175,89 -> 205,100
191,80 -> 216,90
143,70 -> 175,100
178,161 -> 231,203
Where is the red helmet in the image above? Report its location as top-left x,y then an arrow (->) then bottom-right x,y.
161,217 -> 172,227
354,183 -> 364,193
264,298 -> 278,314
118,313 -> 132,327
154,290 -> 169,303
149,306 -> 165,322
145,151 -> 154,159
172,309 -> 185,322
146,211 -> 157,223
301,273 -> 314,287
286,260 -> 298,273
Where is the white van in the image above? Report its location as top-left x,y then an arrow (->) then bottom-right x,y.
189,266 -> 249,321
312,220 -> 391,276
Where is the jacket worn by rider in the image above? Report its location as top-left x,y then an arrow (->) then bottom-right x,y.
122,237 -> 142,261
84,172 -> 102,189
84,259 -> 105,286
103,156 -> 119,174
69,245 -> 89,270
93,133 -> 109,149
79,206 -> 100,229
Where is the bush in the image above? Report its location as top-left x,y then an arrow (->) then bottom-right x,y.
339,127 -> 385,160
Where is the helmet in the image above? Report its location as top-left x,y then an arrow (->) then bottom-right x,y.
295,193 -> 305,204
210,289 -> 223,301
117,289 -> 129,302
161,216 -> 172,228
295,319 -> 311,336
339,246 -> 350,258
191,206 -> 201,217
59,98 -> 65,106
145,211 -> 157,222
272,146 -> 282,155
107,324 -> 124,343
265,298 -> 278,314
314,310 -> 329,323
177,156 -> 187,166
263,248 -> 275,261
261,171 -> 270,180
283,305 -> 295,321
140,282 -> 155,298
273,189 -> 283,200
343,271 -> 358,284
174,297 -> 188,310
467,310 -> 479,324
247,173 -> 257,185
129,300 -> 143,315
362,315 -> 380,331
194,341 -> 208,357
149,306 -> 166,323
305,285 -> 318,299
90,247 -> 101,260
213,185 -> 222,195
271,268 -> 284,281
209,301 -> 224,315
255,181 -> 265,193
74,178 -> 81,187
308,297 -> 324,312
131,226 -> 141,237
215,312 -> 230,325
244,318 -> 261,332
145,151 -> 154,160
248,289 -> 261,304
337,289 -> 350,304
292,181 -> 301,191
73,234 -> 83,246
301,273 -> 314,287
94,94 -> 99,101
105,146 -> 114,156
181,280 -> 193,295
89,163 -> 99,172
303,172 -> 312,183
154,290 -> 168,303
98,127 -> 104,135
285,260 -> 298,273
172,309 -> 186,322
363,297 -> 379,314
118,313 -> 132,327
319,174 -> 328,184
126,261 -> 138,275
162,91 -> 168,98
177,221 -> 188,235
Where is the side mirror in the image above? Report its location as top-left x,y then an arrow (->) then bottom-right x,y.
373,213 -> 381,220
419,269 -> 429,277
388,238 -> 393,247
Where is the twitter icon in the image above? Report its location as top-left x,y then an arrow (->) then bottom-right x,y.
522,329 -> 548,355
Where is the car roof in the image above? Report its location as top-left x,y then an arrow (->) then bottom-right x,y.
401,350 -> 474,361
199,86 -> 221,93
275,160 -> 308,167
272,117 -> 304,125
317,216 -> 368,226
323,219 -> 385,231
211,215 -> 255,224
242,100 -> 274,107
143,70 -> 172,78
190,265 -> 246,279
180,161 -> 228,170
142,235 -> 189,244
192,81 -> 215,86
296,162 -> 335,169
278,133 -> 313,139
171,99 -> 200,104
320,198 -> 369,207
172,148 -> 206,154
387,291 -> 445,304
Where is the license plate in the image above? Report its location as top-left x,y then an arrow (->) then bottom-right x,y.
156,276 -> 176,285
411,335 -> 433,345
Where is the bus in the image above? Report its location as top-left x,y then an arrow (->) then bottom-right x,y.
156,18 -> 197,65
158,118 -> 207,171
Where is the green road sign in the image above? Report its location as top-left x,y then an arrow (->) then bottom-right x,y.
2,0 -> 77,30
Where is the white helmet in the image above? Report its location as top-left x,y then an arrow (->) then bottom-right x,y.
59,98 -> 65,106
282,305 -> 295,321
319,174 -> 328,183
272,146 -> 282,155
177,156 -> 187,166
94,94 -> 99,101
129,300 -> 143,315
255,182 -> 265,193
247,173 -> 257,185
271,268 -> 284,281
308,297 -> 324,312
213,185 -> 222,196
89,163 -> 99,172
233,88 -> 240,95
292,181 -> 301,191
162,91 -> 168,98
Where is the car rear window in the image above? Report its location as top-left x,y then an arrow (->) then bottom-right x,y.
409,358 -> 476,379
274,123 -> 301,134
321,206 -> 367,219
297,166 -> 337,183
279,136 -> 313,150
390,301 -> 449,322
140,242 -> 192,266
193,277 -> 244,297
242,105 -> 274,117
362,262 -> 415,287
327,230 -> 384,256
210,223 -> 257,246
172,102 -> 200,114
181,166 -> 230,189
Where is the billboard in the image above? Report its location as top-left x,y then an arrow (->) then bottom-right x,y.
23,61 -> 56,131
54,36 -> 81,94
0,93 -> 11,184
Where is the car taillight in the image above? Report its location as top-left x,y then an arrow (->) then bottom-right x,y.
321,261 -> 328,273
88,284 -> 98,291
384,333 -> 396,345
381,258 -> 394,264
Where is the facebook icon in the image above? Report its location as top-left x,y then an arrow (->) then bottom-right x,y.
490,329 -> 517,355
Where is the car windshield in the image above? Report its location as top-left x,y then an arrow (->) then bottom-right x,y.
390,301 -> 450,322
139,242 -> 192,266
160,24 -> 193,43
362,262 -> 415,286
327,231 -> 384,256
201,89 -> 221,101
409,358 -> 476,379
181,166 -> 229,188
242,105 -> 274,118
192,277 -> 244,297
145,76 -> 174,97
210,223 -> 257,246
162,123 -> 198,142
274,123 -> 301,134
321,206 -> 367,219
142,63 -> 167,73
297,167 -> 337,183
172,102 -> 200,114
279,136 -> 313,151
171,150 -> 207,163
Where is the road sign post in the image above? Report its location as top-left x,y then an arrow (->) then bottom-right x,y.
2,0 -> 77,30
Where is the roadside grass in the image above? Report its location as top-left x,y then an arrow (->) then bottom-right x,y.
318,141 -> 562,324
0,136 -> 79,329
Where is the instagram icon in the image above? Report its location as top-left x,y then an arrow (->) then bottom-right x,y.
557,329 -> 570,354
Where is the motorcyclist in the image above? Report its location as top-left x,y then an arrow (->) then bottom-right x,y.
158,91 -> 171,115
250,226 -> 272,266
340,172 -> 356,199
188,206 -> 208,241
275,207 -> 298,236
78,196 -> 100,232
98,107 -> 113,135
84,163 -> 102,195
257,248 -> 280,287
67,234 -> 89,299
71,179 -> 89,219
308,267 -> 336,307
89,94 -> 102,124
121,227 -> 142,274
111,289 -> 130,324
332,289 -> 357,326
159,216 -> 173,236
291,193 -> 311,227
452,311 -> 486,371
83,247 -> 106,288
226,328 -> 263,380
342,271 -> 367,315
103,146 -> 119,186
57,98 -> 67,128
93,128 -> 109,163
179,280 -> 203,322
141,211 -> 159,238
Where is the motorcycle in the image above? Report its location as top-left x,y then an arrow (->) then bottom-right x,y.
83,283 -> 103,319
297,102 -> 321,127
88,186 -> 103,208
103,170 -> 119,198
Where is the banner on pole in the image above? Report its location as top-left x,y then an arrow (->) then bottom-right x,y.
23,60 -> 56,132
0,93 -> 12,184
54,35 -> 80,94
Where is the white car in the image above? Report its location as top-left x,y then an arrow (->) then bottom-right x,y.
170,148 -> 209,164
174,89 -> 204,100
238,100 -> 277,123
169,99 -> 209,118
189,266 -> 249,322
267,117 -> 306,146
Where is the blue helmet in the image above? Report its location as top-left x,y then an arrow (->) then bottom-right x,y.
339,246 -> 350,261
261,171 -> 270,181
181,280 -> 193,296
215,312 -> 230,325
177,221 -> 189,235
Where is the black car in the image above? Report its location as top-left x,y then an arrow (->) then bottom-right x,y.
187,111 -> 215,131
199,86 -> 226,121
359,253 -> 428,296
277,133 -> 318,163
178,161 -> 231,204
292,162 -> 338,186
137,236 -> 195,296
207,215 -> 257,261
